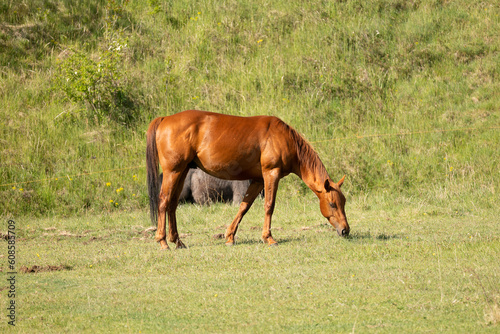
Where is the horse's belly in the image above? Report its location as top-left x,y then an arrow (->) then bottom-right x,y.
194,148 -> 262,181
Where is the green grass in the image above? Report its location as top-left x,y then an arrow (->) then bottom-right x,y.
0,0 -> 499,331
2,193 -> 499,332
1,0 -> 498,216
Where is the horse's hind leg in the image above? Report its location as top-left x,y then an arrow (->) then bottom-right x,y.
225,181 -> 264,245
155,187 -> 170,250
156,169 -> 189,250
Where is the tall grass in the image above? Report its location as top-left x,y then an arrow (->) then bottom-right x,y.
1,0 -> 498,217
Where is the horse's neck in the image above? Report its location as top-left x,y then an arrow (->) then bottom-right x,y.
296,157 -> 328,195
286,125 -> 328,194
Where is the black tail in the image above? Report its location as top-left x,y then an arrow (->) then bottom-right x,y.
146,117 -> 163,226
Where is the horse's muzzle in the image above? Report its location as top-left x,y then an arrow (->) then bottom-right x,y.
336,227 -> 349,237
330,217 -> 350,237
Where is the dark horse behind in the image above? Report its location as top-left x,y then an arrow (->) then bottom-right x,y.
147,110 -> 349,249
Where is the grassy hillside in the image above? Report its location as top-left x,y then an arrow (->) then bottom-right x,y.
1,0 -> 499,217
0,1 -> 499,332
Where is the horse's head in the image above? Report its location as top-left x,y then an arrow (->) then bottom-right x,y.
319,175 -> 349,237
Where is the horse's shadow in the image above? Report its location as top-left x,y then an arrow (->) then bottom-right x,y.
228,232 -> 403,246
230,235 -> 303,246
346,231 -> 402,241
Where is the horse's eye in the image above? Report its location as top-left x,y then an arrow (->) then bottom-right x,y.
329,202 -> 337,209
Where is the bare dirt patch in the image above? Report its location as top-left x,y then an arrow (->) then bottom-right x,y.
19,265 -> 72,274
82,236 -> 103,245
59,231 -> 83,237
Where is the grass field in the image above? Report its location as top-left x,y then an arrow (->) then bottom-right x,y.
2,192 -> 499,332
1,0 -> 499,332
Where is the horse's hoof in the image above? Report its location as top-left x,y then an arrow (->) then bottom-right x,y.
268,242 -> 278,247
262,237 -> 278,246
159,240 -> 170,250
176,241 -> 187,249
225,241 -> 234,246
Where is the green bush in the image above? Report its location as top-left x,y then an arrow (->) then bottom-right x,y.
52,0 -> 138,126
53,40 -> 137,125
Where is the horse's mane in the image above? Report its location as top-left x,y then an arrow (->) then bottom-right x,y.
277,120 -> 328,180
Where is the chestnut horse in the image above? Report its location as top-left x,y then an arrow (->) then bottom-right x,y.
146,110 -> 349,249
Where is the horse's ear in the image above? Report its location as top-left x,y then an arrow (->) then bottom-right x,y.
337,175 -> 345,188
324,179 -> 332,192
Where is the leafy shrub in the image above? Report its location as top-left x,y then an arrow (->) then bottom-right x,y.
53,0 -> 139,126
54,40 -> 132,124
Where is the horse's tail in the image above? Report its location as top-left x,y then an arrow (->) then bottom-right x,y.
146,117 -> 163,226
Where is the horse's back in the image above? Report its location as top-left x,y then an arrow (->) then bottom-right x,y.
154,110 -> 293,179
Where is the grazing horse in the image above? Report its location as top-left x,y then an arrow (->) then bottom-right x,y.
146,110 -> 349,249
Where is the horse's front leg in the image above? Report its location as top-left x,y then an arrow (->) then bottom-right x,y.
225,181 -> 264,245
262,169 -> 280,246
